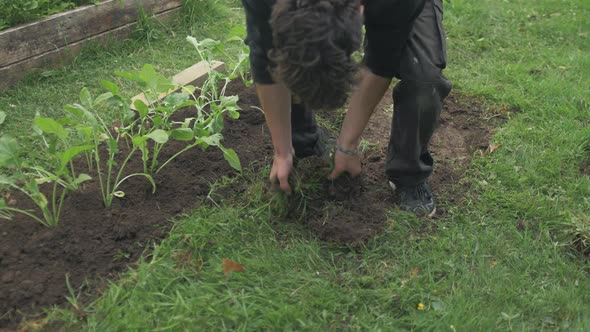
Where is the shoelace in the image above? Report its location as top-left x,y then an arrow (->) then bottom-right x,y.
401,184 -> 431,201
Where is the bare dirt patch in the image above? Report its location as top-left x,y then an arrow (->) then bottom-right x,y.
282,92 -> 502,245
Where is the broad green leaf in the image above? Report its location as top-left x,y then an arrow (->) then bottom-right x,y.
181,85 -> 196,95
163,93 -> 190,110
56,117 -> 77,126
59,145 -> 94,168
64,104 -> 84,117
133,99 -> 149,119
0,111 -> 6,125
146,129 -> 169,144
221,146 -> 241,171
153,115 -> 163,128
199,133 -> 223,147
132,135 -> 147,147
79,88 -> 93,110
76,125 -> 93,143
139,64 -> 174,94
33,117 -> 68,141
170,128 -> 194,141
208,112 -> 225,133
74,173 -> 92,185
28,180 -> 48,208
0,136 -> 19,168
100,80 -> 120,94
65,103 -> 97,126
220,95 -> 241,119
114,70 -> 139,82
93,92 -> 114,106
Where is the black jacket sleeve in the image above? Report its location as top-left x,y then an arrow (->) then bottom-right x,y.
242,0 -> 275,84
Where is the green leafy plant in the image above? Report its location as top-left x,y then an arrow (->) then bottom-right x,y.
108,33 -> 250,176
0,117 -> 93,226
63,87 -> 156,208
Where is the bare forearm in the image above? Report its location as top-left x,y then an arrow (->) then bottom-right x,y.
256,83 -> 292,156
338,69 -> 391,149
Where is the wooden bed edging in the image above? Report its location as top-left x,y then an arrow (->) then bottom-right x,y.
0,0 -> 183,90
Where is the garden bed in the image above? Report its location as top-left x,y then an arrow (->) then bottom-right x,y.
0,80 -> 501,328
0,0 -> 183,90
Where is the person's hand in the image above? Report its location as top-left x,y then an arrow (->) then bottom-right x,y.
270,149 -> 294,194
329,146 -> 362,179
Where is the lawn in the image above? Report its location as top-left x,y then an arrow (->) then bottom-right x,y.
1,0 -> 589,330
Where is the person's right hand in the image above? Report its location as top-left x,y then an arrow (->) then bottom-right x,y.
270,149 -> 294,194
328,148 -> 362,179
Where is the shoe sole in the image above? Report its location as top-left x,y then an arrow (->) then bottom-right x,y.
389,181 -> 436,218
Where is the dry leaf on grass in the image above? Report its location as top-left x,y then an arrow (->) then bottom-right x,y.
222,259 -> 245,275
488,143 -> 501,154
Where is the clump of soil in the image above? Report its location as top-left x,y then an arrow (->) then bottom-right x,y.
580,161 -> 590,176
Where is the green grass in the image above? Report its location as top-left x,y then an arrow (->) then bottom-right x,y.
7,0 -> 590,330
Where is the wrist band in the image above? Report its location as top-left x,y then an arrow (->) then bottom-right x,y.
335,145 -> 359,156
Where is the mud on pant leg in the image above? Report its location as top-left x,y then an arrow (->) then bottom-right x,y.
386,78 -> 451,187
384,0 -> 452,187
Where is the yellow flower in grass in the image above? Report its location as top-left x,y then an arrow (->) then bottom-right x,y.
417,303 -> 425,311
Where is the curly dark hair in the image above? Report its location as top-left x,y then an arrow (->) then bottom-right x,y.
269,0 -> 363,110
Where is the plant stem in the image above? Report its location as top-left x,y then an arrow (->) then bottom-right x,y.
2,207 -> 49,227
51,180 -> 59,226
94,140 -> 107,207
150,143 -> 162,174
156,143 -> 196,174
55,186 -> 68,227
107,147 -> 138,207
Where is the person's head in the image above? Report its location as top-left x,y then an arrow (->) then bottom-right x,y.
269,0 -> 363,110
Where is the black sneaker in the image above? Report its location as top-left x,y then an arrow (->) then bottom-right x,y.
394,182 -> 436,217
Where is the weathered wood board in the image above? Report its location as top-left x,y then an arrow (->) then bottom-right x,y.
0,0 -> 183,90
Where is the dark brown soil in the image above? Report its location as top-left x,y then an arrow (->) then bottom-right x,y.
580,161 -> 590,176
0,81 -> 500,329
283,92 -> 502,245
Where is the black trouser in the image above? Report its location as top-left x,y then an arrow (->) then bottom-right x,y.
294,0 -> 451,186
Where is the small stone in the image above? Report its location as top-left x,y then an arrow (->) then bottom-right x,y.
1,271 -> 15,283
32,283 -> 46,295
20,279 -> 34,290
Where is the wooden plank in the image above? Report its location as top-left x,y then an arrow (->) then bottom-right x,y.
0,7 -> 182,91
130,61 -> 226,110
0,0 -> 182,67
